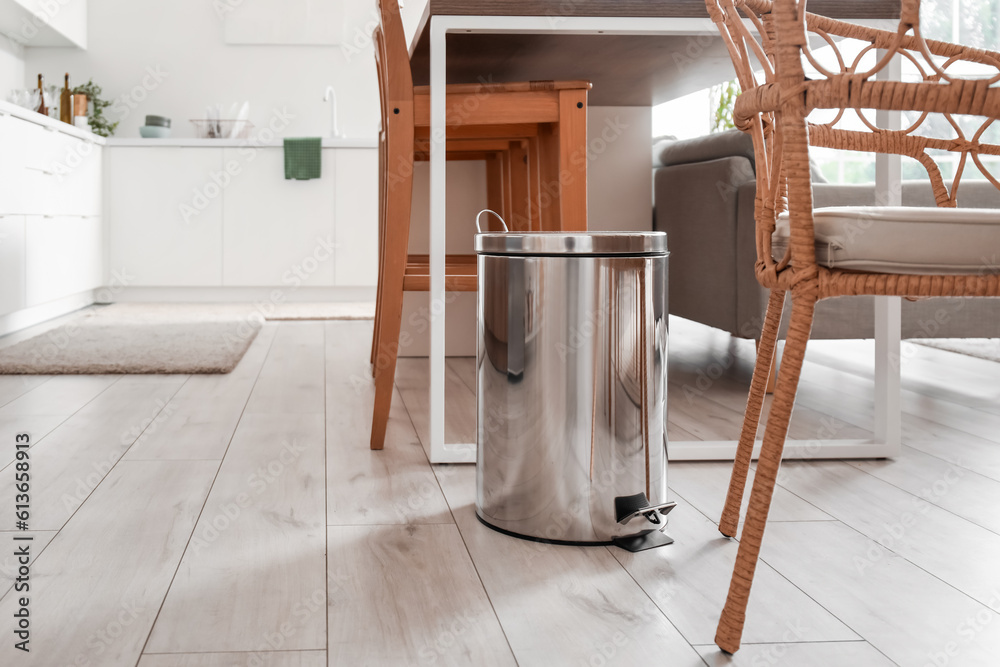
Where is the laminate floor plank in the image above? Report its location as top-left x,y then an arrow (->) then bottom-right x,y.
668,421 -> 702,442
777,460 -> 1000,611
327,524 -> 515,666
0,375 -> 49,408
0,460 -> 217,667
612,502 -> 857,646
446,356 -> 477,394
138,651 -> 327,667
757,521 -> 1000,666
801,340 -> 1000,442
792,364 -> 1000,482
145,412 -> 327,653
809,337 -> 1000,414
670,462 -> 833,525
0,373 -> 119,416
395,357 -> 478,456
126,325 -> 278,461
326,322 -> 451,525
847,446 -> 1000,535
0,375 -> 188,530
244,323 -> 326,415
0,413 -> 70,466
435,464 -> 706,667
696,640 -> 896,666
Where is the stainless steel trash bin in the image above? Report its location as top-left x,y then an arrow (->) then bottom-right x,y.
474,226 -> 674,552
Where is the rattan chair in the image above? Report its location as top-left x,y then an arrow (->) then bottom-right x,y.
705,0 -> 1000,654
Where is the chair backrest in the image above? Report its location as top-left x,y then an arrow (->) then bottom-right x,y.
374,0 -> 414,107
706,0 -> 1000,280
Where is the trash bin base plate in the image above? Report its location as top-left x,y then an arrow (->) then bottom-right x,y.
475,512 -> 673,551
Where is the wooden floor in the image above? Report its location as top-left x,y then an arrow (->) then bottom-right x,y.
1,316 -> 999,666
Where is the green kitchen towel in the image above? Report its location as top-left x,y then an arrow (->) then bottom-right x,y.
284,138 -> 322,180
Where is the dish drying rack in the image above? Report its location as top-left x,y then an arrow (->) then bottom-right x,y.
190,119 -> 254,139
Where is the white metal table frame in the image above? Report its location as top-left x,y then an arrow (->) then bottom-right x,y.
424,14 -> 902,463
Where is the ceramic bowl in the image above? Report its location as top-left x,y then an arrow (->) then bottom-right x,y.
139,125 -> 171,139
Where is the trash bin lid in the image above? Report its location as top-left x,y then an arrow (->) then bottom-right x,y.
475,231 -> 667,256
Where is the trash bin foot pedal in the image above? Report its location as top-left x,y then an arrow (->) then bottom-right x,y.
615,492 -> 677,525
612,530 -> 674,552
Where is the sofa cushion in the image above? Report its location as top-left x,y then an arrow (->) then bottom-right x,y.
773,206 -> 1000,274
653,129 -> 827,182
653,130 -> 754,169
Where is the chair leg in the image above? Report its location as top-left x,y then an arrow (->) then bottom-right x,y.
715,290 -> 816,654
755,339 -> 778,395
370,138 -> 388,371
371,125 -> 414,450
718,289 -> 786,537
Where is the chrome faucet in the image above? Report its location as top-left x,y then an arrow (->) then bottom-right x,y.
323,85 -> 342,138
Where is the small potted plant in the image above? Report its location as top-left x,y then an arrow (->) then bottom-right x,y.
71,79 -> 119,137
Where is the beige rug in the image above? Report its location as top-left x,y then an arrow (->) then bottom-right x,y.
911,338 -> 1000,363
0,304 -> 262,374
264,302 -> 375,320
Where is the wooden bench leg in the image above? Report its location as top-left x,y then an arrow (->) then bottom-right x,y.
557,88 -> 588,231
486,151 -> 505,220
527,136 -> 542,230
508,140 -> 531,231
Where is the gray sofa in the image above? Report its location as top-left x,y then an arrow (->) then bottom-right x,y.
653,130 -> 1000,340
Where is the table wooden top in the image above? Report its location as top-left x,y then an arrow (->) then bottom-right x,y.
409,0 -> 902,106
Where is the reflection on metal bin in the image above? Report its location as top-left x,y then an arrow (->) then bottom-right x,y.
475,215 -> 675,552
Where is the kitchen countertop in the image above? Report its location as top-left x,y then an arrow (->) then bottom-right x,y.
0,99 -> 106,143
105,137 -> 378,148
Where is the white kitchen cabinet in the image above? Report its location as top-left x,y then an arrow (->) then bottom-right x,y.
0,215 -> 26,315
0,114 -> 31,215
0,0 -> 87,48
25,215 -> 102,307
0,106 -> 105,324
334,149 -> 378,287
49,135 -> 102,217
0,111 -> 102,217
108,148 -> 224,286
221,147 -> 336,286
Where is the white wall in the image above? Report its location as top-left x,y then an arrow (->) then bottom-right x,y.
0,33 -> 24,94
23,0 -> 380,139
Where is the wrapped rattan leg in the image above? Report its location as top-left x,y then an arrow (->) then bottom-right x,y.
715,291 -> 815,654
718,289 -> 786,538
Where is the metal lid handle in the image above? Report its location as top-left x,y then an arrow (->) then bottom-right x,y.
476,209 -> 509,234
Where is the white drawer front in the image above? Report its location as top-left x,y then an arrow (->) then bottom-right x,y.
0,215 -> 26,315
25,215 -> 102,307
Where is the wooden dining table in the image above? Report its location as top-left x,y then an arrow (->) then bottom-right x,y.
406,0 -> 902,464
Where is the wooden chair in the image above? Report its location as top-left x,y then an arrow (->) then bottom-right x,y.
368,24 -> 570,371
368,25 -> 530,372
369,0 -> 592,450
705,0 -> 1000,653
